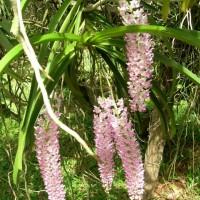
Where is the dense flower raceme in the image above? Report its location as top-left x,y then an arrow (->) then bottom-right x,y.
35,107 -> 66,200
93,97 -> 116,192
113,99 -> 144,200
93,97 -> 144,199
119,0 -> 154,112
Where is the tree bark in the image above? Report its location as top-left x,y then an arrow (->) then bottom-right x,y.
142,109 -> 165,200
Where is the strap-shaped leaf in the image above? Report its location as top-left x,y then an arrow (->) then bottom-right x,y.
20,0 -> 31,12
95,45 -> 127,72
162,0 -> 170,22
13,44 -> 76,184
4,68 -> 25,82
89,25 -> 200,48
141,0 -> 157,11
0,33 -> 81,76
64,62 -> 90,107
161,38 -> 177,102
0,17 -> 12,33
47,0 -> 83,66
152,82 -> 176,139
38,0 -> 72,62
95,38 -> 125,47
150,91 -> 168,138
0,30 -> 13,51
181,0 -> 195,12
96,47 -> 128,94
155,52 -> 200,86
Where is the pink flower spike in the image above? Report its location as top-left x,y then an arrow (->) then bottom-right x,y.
34,102 -> 66,200
119,0 -> 154,112
93,97 -> 144,199
111,99 -> 144,200
93,97 -> 116,193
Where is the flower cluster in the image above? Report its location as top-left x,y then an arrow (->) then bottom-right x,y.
93,97 -> 144,199
93,97 -> 116,192
113,99 -> 144,200
119,0 -> 154,112
35,107 -> 66,200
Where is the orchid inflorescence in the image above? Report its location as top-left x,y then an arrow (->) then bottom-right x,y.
34,1 -> 153,200
94,1 -> 154,199
94,97 -> 144,200
119,0 -> 154,112
35,102 -> 66,200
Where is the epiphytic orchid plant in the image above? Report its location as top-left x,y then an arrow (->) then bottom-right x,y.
0,0 -> 200,199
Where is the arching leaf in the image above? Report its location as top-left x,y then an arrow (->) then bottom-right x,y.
150,91 -> 168,138
89,25 -> 200,48
155,52 -> 200,86
152,82 -> 176,139
0,33 -> 81,76
13,44 -> 76,184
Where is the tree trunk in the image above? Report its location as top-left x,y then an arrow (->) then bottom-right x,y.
142,109 -> 165,199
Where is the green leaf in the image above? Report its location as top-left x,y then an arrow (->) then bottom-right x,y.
181,0 -> 190,12
20,0 -> 31,12
181,0 -> 195,12
86,12 -> 113,30
155,52 -> 200,86
46,0 -> 83,66
141,0 -> 157,12
89,25 -> 200,48
38,0 -> 72,62
74,9 -> 83,35
152,82 -> 176,139
95,45 -> 126,69
162,0 -> 170,22
96,47 -> 128,93
64,59 -> 90,108
161,38 -> 177,102
0,17 -> 12,33
64,77 -> 90,108
0,30 -> 13,51
150,91 -> 168,138
0,33 -> 81,76
13,44 -> 76,184
13,129 -> 27,183
95,38 -> 125,47
5,68 -> 25,82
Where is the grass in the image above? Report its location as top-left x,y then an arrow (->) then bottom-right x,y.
0,97 -> 200,200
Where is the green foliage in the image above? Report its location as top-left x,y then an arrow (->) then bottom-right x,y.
181,0 -> 196,12
162,0 -> 170,22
